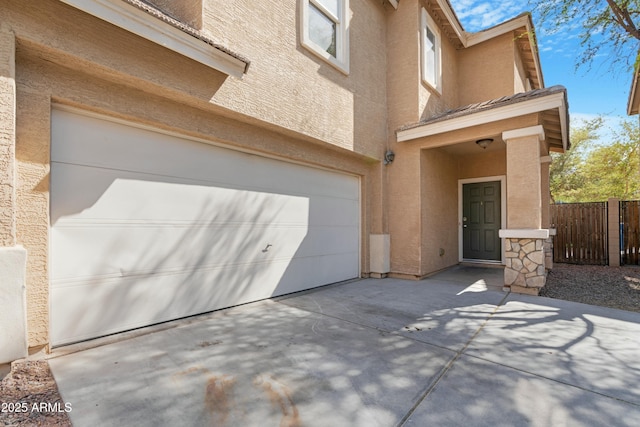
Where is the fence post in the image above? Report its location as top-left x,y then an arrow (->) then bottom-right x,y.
608,198 -> 620,267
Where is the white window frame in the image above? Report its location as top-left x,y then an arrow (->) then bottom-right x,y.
421,8 -> 442,93
301,0 -> 350,74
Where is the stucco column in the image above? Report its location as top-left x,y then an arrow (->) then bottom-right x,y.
500,125 -> 548,295
540,156 -> 554,271
503,126 -> 544,229
0,24 -> 28,363
540,156 -> 551,228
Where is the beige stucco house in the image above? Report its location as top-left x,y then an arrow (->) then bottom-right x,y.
0,0 -> 569,362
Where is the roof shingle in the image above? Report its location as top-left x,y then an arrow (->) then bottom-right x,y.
399,85 -> 567,132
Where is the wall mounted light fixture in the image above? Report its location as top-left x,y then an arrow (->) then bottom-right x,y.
384,150 -> 395,165
475,138 -> 494,149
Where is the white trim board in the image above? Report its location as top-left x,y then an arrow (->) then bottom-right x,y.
397,91 -> 568,150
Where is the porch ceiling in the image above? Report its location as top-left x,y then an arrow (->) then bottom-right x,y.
438,136 -> 506,156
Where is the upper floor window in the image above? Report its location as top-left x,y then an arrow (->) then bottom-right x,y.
301,0 -> 350,74
421,8 -> 441,92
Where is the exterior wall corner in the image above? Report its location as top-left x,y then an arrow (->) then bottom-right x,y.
0,24 -> 17,247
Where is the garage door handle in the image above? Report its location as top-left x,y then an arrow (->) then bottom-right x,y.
262,244 -> 272,253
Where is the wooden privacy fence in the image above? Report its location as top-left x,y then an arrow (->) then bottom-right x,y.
550,202 -> 608,265
621,200 -> 640,265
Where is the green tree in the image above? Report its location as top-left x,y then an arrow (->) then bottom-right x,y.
579,120 -> 640,200
530,0 -> 640,71
550,117 -> 602,202
550,118 -> 640,202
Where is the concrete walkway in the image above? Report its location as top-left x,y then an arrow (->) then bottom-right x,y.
49,266 -> 640,426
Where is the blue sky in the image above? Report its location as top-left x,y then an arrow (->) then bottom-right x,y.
449,0 -> 633,139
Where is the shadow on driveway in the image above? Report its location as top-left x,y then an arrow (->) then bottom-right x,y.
49,268 -> 640,426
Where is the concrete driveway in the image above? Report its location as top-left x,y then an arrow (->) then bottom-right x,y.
48,266 -> 640,426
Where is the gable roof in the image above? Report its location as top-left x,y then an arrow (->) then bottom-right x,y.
397,85 -> 570,151
427,0 -> 543,90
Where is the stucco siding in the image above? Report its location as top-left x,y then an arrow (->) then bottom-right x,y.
418,2 -> 459,121
420,148 -> 458,274
387,0 -> 421,130
15,73 -> 51,347
458,149 -> 506,180
0,25 -> 16,247
513,43 -> 528,93
202,0 -> 388,157
457,33 -> 515,105
387,143 -> 422,275
505,132 -> 543,228
6,0 -> 388,159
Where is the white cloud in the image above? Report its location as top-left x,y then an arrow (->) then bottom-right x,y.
449,0 -> 521,31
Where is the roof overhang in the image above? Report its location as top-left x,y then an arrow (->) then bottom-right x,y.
397,89 -> 569,152
628,65 -> 640,115
429,1 -> 543,89
58,0 -> 250,79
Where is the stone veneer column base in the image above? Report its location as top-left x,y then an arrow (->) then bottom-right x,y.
504,238 -> 547,295
499,229 -> 550,295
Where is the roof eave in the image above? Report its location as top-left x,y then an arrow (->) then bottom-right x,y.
397,91 -> 569,151
434,0 -> 467,45
59,0 -> 250,78
430,4 -> 544,90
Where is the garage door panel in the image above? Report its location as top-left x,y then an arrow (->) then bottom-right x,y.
51,163 -> 312,226
51,109 -> 360,346
52,110 -> 359,201
52,223 -> 357,285
51,223 -> 308,282
52,110 -> 257,189
51,250 -> 358,345
308,198 -> 360,226
51,258 -> 295,344
269,253 -> 359,295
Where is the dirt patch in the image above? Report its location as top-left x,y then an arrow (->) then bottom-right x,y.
204,375 -> 237,426
0,360 -> 72,426
541,263 -> 640,313
254,375 -> 300,427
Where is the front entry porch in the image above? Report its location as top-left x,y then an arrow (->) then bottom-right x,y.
383,86 -> 569,294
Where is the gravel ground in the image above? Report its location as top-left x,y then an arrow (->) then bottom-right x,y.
0,361 -> 71,426
541,263 -> 640,313
1,264 -> 638,426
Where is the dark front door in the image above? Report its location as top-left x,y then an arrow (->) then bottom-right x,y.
463,181 -> 501,261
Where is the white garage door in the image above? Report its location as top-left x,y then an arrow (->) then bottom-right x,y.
50,108 -> 360,346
